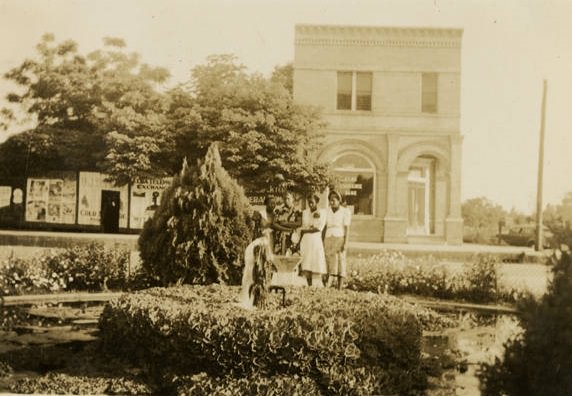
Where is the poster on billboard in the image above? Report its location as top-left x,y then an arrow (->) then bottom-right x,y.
60,175 -> 77,224
25,174 -> 77,224
0,186 -> 11,209
77,172 -> 128,228
129,177 -> 172,229
26,179 -> 49,222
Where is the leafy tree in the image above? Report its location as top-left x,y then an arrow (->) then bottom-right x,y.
270,63 -> 293,95
462,197 -> 507,244
139,143 -> 254,285
479,250 -> 572,395
3,37 -> 331,195
544,192 -> 572,248
1,34 -> 170,183
163,54 -> 332,196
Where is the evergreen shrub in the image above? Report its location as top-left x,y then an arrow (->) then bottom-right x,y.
138,143 -> 254,286
478,250 -> 572,396
99,285 -> 427,395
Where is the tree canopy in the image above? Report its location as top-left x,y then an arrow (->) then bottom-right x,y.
162,54 -> 331,195
1,34 -> 170,182
1,36 -> 331,195
462,197 -> 507,229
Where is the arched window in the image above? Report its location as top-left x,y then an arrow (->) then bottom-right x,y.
333,153 -> 375,215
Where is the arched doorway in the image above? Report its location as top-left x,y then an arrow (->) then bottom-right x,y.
333,152 -> 375,216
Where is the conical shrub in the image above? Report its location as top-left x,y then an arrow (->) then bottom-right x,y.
139,143 -> 254,285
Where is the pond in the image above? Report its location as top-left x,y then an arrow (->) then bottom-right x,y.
425,312 -> 522,396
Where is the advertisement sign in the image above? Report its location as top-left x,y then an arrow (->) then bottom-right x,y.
77,172 -> 128,227
129,177 -> 172,229
25,175 -> 77,223
0,186 -> 11,209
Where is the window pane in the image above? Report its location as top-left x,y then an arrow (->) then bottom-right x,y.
356,72 -> 372,111
422,73 -> 438,113
335,171 -> 374,215
337,72 -> 352,110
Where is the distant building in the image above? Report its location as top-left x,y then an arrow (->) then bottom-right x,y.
294,24 -> 464,244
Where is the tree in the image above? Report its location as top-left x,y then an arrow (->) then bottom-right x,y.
1,34 -> 170,183
462,197 -> 507,244
544,192 -> 572,249
138,143 -> 255,285
163,55 -> 332,196
270,63 -> 293,95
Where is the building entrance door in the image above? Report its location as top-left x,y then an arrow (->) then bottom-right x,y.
101,190 -> 120,233
407,158 -> 433,235
408,181 -> 427,234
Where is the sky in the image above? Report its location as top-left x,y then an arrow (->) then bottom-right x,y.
0,0 -> 571,213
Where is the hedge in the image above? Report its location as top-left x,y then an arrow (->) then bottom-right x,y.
99,285 -> 429,395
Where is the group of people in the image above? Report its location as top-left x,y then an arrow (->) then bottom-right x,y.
258,190 -> 351,289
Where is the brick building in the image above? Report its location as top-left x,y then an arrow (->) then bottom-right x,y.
293,24 -> 463,244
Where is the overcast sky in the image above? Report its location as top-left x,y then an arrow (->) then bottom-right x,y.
0,0 -> 571,213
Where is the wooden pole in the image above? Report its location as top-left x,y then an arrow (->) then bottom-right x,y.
535,80 -> 547,251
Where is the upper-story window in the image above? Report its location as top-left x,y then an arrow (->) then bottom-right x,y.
422,73 -> 438,113
337,71 -> 372,111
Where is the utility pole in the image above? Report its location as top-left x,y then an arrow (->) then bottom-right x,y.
535,80 -> 547,251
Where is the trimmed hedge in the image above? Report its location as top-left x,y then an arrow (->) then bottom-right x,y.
99,285 -> 428,395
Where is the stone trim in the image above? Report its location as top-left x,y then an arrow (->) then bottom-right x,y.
295,24 -> 463,49
295,38 -> 460,49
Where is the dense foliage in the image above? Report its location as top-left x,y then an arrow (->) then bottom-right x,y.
139,144 -> 254,286
0,34 -> 169,183
0,243 -> 133,295
478,250 -> 572,396
99,285 -> 429,395
346,251 -> 527,304
462,197 -> 507,244
1,36 -> 331,194
11,372 -> 151,395
163,54 -> 332,196
2,342 -> 152,395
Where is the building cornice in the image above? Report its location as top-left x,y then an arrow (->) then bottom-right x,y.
295,24 -> 463,49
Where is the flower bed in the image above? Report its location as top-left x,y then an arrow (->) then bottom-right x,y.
0,243 -> 155,296
346,251 -> 529,304
99,285 -> 433,395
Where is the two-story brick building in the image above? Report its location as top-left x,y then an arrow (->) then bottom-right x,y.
294,24 -> 463,244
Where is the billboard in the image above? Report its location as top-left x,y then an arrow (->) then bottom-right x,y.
0,186 -> 11,209
129,177 -> 172,229
77,172 -> 128,228
25,174 -> 77,223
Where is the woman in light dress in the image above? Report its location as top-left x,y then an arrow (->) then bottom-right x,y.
324,190 -> 351,289
299,194 -> 327,287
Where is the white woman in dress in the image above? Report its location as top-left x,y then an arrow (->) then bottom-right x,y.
299,193 -> 327,287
